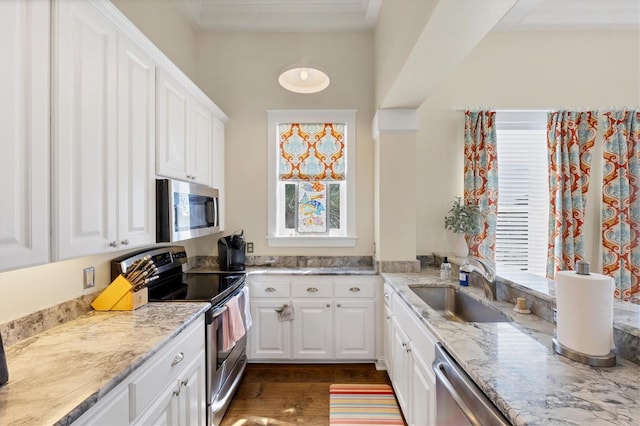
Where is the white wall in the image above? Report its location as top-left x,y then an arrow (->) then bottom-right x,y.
416,31 -> 640,272
193,31 -> 376,257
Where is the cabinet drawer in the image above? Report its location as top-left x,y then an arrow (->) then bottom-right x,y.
291,281 -> 333,298
334,278 -> 377,298
128,318 -> 204,421
250,279 -> 291,298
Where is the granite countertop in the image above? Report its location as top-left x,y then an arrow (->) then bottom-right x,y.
383,269 -> 640,426
0,302 -> 210,426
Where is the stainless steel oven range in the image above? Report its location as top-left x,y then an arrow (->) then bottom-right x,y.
111,246 -> 248,426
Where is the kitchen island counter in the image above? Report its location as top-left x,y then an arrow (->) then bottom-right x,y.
383,269 -> 640,426
0,302 -> 210,426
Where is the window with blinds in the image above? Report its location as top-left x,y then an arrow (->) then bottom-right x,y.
495,111 -> 549,277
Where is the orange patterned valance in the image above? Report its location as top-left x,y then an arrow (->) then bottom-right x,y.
278,123 -> 346,181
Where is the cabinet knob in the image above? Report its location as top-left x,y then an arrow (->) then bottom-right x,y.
337,303 -> 342,308
349,287 -> 361,292
265,287 -> 276,292
326,304 -> 331,308
171,352 -> 184,366
120,239 -> 129,246
109,241 -> 119,248
307,287 -> 318,293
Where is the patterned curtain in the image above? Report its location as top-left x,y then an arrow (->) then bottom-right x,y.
601,110 -> 640,301
546,111 -> 598,278
278,123 -> 345,181
464,110 -> 498,260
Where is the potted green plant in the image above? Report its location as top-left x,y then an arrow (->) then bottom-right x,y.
444,197 -> 484,257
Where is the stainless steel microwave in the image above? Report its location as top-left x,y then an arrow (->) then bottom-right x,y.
156,178 -> 220,242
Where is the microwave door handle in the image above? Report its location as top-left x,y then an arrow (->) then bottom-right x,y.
215,197 -> 219,227
205,200 -> 215,225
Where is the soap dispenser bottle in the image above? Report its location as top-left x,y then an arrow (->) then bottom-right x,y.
440,257 -> 452,280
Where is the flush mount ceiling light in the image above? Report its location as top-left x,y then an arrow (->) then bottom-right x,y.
278,63 -> 330,94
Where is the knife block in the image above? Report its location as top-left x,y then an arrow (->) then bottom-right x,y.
91,275 -> 148,311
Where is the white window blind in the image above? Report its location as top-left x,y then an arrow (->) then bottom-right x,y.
495,111 -> 549,277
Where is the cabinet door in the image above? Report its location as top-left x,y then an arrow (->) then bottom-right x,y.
190,100 -> 213,185
134,379 -> 181,426
156,70 -> 189,181
390,317 -> 411,413
249,299 -> 292,359
383,305 -> 394,376
0,0 -> 50,270
292,300 -> 333,359
53,0 -> 118,259
409,348 -> 436,426
211,116 -> 225,230
178,353 -> 206,426
334,300 -> 375,359
117,35 -> 156,249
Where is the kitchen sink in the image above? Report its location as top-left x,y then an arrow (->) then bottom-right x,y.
409,286 -> 513,323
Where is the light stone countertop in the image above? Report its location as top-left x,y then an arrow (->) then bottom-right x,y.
383,269 -> 640,426
0,302 -> 210,426
188,265 -> 378,275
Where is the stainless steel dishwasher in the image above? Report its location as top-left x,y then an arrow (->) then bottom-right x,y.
433,343 -> 511,426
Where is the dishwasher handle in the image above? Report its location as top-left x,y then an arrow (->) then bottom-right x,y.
433,343 -> 511,426
433,360 -> 481,426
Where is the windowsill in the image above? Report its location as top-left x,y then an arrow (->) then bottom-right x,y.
266,235 -> 358,248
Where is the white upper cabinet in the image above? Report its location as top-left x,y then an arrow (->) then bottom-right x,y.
52,0 -> 119,260
117,35 -> 157,249
190,99 -> 214,185
53,0 -> 158,259
156,70 -> 216,186
0,0 -> 51,271
156,70 -> 189,181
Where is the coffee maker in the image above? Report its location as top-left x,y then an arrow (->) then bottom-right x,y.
218,230 -> 246,271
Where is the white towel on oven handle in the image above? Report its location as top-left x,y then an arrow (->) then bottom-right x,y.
241,286 -> 252,330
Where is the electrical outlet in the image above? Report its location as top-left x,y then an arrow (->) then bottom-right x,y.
83,267 -> 95,289
246,242 -> 254,253
553,308 -> 557,324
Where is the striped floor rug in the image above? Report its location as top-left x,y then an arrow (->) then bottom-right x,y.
329,384 -> 405,425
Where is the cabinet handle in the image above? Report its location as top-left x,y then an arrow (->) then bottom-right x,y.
109,241 -> 119,248
307,287 -> 318,293
349,287 -> 361,292
171,352 -> 184,366
181,378 -> 189,387
172,380 -> 183,396
337,303 -> 342,308
120,239 -> 129,246
406,347 -> 412,353
326,304 -> 331,308
386,315 -> 394,320
265,287 -> 276,292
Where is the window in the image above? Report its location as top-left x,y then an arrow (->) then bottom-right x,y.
267,110 -> 356,247
495,111 -> 549,277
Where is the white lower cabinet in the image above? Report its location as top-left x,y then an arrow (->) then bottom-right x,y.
73,317 -> 205,426
250,299 -> 292,359
384,283 -> 436,426
248,275 -> 377,361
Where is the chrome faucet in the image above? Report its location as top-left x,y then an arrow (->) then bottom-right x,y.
466,256 -> 497,300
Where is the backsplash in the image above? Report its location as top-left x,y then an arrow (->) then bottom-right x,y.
0,291 -> 99,347
195,255 -> 375,269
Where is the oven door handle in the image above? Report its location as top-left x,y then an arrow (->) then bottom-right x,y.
212,305 -> 228,319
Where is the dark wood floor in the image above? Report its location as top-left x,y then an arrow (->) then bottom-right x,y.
220,363 -> 392,426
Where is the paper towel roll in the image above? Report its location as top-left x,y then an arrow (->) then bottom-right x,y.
555,270 -> 615,356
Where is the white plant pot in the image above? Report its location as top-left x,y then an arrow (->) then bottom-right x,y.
454,233 -> 469,258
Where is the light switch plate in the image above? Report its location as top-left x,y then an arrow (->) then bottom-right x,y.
83,267 -> 95,289
246,242 -> 254,253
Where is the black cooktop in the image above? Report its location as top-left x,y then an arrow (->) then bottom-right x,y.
148,272 -> 245,306
110,245 -> 245,307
